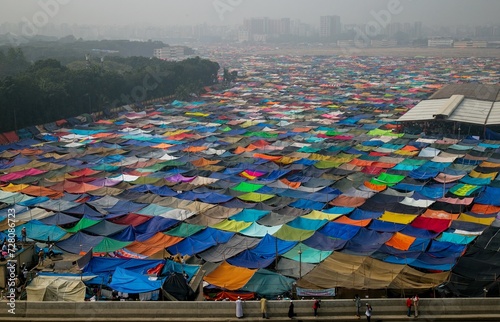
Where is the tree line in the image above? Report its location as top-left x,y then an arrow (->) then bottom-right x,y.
0,49 -> 220,132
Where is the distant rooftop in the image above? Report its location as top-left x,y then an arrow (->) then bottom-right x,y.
398,84 -> 500,125
429,84 -> 500,102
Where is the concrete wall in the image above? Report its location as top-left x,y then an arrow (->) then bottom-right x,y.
2,298 -> 500,321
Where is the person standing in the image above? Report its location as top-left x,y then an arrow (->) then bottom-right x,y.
235,296 -> 243,319
406,297 -> 413,317
37,248 -> 45,266
365,303 -> 372,322
21,227 -> 27,243
413,294 -> 420,318
260,297 -> 269,319
288,300 -> 295,319
354,294 -> 362,318
312,298 -> 321,317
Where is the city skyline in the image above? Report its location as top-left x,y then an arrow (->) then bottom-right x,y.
2,0 -> 500,28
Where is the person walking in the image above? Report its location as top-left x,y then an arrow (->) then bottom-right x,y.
288,300 -> 296,319
412,294 -> 420,318
365,303 -> 372,322
354,294 -> 362,318
406,297 -> 413,317
260,297 -> 269,319
235,296 -> 244,319
312,298 -> 321,317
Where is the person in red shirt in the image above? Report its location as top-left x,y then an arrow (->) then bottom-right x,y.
406,297 -> 413,317
312,298 -> 321,317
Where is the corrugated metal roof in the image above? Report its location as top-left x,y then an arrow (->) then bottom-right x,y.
447,99 -> 494,125
486,102 -> 500,125
397,99 -> 448,122
434,95 -> 464,117
430,84 -> 500,102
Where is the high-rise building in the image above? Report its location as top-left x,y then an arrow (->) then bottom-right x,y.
320,16 -> 341,38
414,21 -> 423,38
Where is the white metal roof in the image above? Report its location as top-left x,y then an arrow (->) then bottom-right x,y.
486,102 -> 500,125
397,99 -> 449,122
447,99 -> 494,125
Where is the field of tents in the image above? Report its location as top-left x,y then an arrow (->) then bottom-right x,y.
2,54 -> 500,300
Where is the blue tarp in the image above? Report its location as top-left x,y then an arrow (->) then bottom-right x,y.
343,229 -> 393,256
167,227 -> 234,256
83,257 -> 165,282
109,267 -> 164,293
15,220 -> 68,242
227,234 -> 297,268
135,216 -> 178,235
318,222 -> 361,240
230,209 -> 270,222
286,217 -> 329,231
39,212 -> 80,226
56,231 -> 104,254
240,269 -> 294,296
64,203 -> 104,219
108,225 -> 137,242
474,186 -> 500,206
303,231 -> 347,251
161,260 -> 200,282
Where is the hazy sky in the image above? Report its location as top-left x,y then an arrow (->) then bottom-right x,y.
2,0 -> 499,26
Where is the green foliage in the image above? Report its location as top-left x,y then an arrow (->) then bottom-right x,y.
0,50 -> 220,132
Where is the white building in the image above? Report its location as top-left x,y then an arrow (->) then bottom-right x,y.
428,38 -> 454,47
320,16 -> 341,38
454,41 -> 488,48
153,46 -> 187,60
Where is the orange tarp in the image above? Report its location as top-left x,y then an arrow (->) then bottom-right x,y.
349,159 -> 374,167
334,216 -> 371,227
399,145 -> 419,152
253,153 -> 282,161
126,233 -> 183,257
385,232 -> 416,251
151,143 -> 174,149
21,185 -> 64,198
421,209 -> 459,220
471,204 -> 500,215
363,181 -> 387,192
233,146 -> 247,154
191,158 -> 220,167
204,261 -> 256,290
329,196 -> 366,208
183,146 -> 207,152
91,132 -> 116,139
19,148 -> 43,156
292,127 -> 311,133
280,178 -> 301,189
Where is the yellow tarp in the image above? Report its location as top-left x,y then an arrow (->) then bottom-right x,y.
469,169 -> 498,179
211,219 -> 252,232
1,183 -> 29,192
237,192 -> 274,202
457,213 -> 496,226
273,225 -> 315,242
378,211 -> 418,224
302,210 -> 343,221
